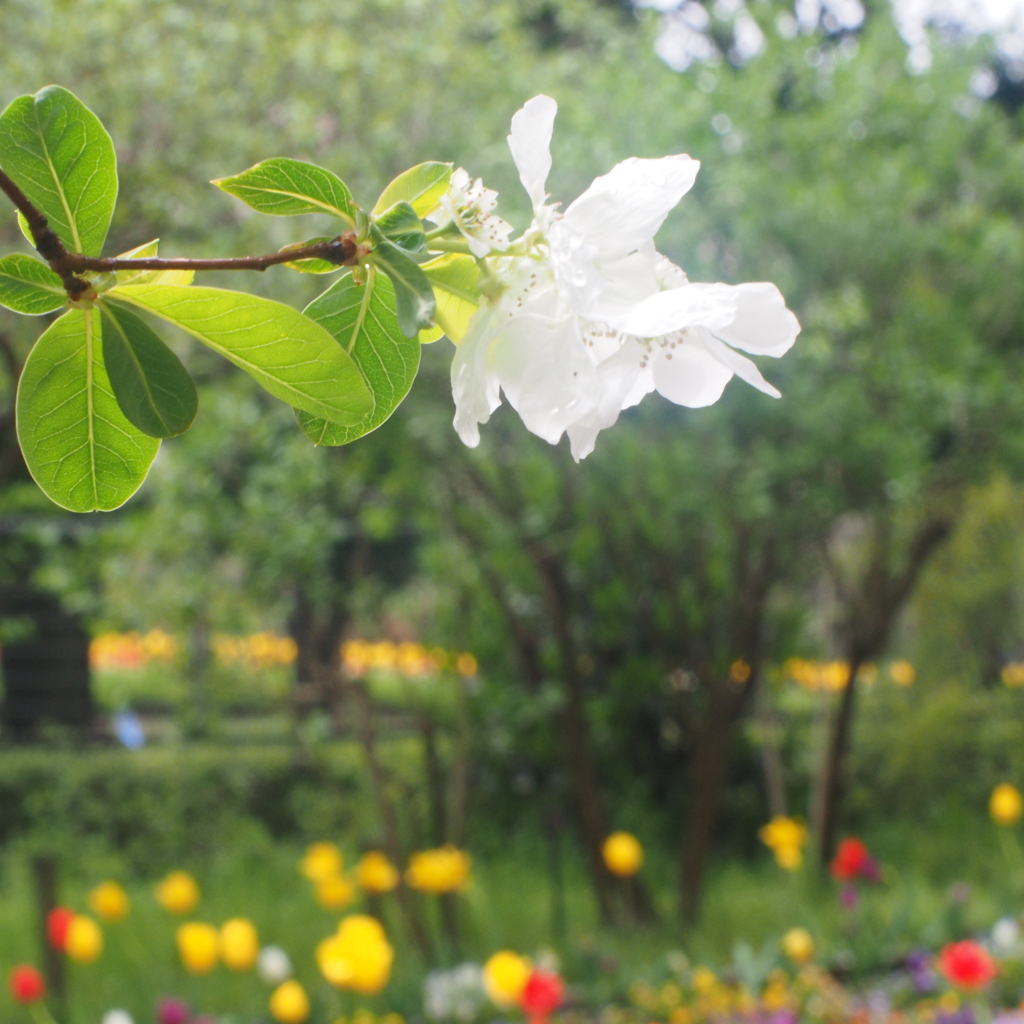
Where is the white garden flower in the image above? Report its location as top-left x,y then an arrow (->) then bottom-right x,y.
424,963 -> 486,1022
432,168 -> 513,258
450,95 -> 801,460
257,944 -> 293,984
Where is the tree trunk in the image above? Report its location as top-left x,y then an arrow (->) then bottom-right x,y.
812,514 -> 952,864
813,661 -> 861,864
679,685 -> 747,922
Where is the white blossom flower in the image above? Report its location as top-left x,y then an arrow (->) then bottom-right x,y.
450,95 -> 801,460
432,168 -> 512,257
103,1010 -> 134,1024
257,945 -> 293,984
993,916 -> 1020,953
424,963 -> 486,1022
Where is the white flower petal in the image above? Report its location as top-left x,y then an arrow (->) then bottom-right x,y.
451,309 -> 502,447
619,282 -> 739,338
466,234 -> 491,258
565,342 -> 643,461
565,155 -> 700,260
621,360 -> 655,410
711,282 -> 801,357
695,328 -> 781,398
492,313 -> 597,445
585,250 -> 662,322
652,340 -> 734,408
508,95 -> 557,211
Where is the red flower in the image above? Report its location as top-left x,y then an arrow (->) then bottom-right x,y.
520,969 -> 564,1022
9,965 -> 46,1004
830,838 -> 878,882
47,907 -> 76,951
938,940 -> 998,990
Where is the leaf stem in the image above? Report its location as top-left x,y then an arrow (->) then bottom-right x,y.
0,161 -> 363,300
426,237 -> 473,256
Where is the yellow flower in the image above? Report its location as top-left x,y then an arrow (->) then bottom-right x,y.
990,783 -> 1023,826
730,659 -> 752,683
317,874 -> 356,910
483,951 -> 531,1007
177,922 -> 220,974
405,845 -> 471,893
602,832 -> 643,877
221,918 -> 259,971
65,915 -> 103,963
889,660 -> 916,686
157,871 -> 199,915
270,980 -> 310,1024
301,842 -> 343,882
691,967 -> 717,995
659,983 -> 682,1009
317,915 -> 393,994
782,928 -> 814,964
1002,663 -> 1024,688
758,817 -> 808,870
89,881 -> 129,923
356,851 -> 399,895
455,652 -> 478,677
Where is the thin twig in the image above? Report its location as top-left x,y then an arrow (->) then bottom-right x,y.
69,237 -> 361,275
0,166 -> 91,298
0,163 -> 362,300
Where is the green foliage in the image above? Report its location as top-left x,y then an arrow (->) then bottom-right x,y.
212,156 -> 357,224
15,309 -> 160,512
373,162 -> 452,218
100,301 -> 198,438
368,230 -> 437,337
0,253 -> 64,314
0,741 -> 415,870
115,284 -> 374,424
0,85 -> 117,256
297,268 -> 420,445
422,254 -> 480,343
375,200 -> 428,254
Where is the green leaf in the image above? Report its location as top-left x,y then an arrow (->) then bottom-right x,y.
279,237 -> 343,275
114,239 -> 194,287
370,231 -> 436,338
99,300 -> 198,438
212,158 -> 357,225
113,285 -> 373,425
372,162 -> 452,217
296,269 -> 420,445
0,86 -> 118,256
16,309 -> 160,512
423,253 -> 480,343
374,201 -> 427,254
418,324 -> 444,344
0,255 -> 65,315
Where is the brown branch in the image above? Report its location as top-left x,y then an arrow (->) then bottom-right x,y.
0,165 -> 92,299
69,237 -> 361,275
0,162 -> 361,301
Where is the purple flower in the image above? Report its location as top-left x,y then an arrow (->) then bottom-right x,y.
840,883 -> 859,909
904,949 -> 937,993
936,1007 -> 976,1024
156,999 -> 190,1024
